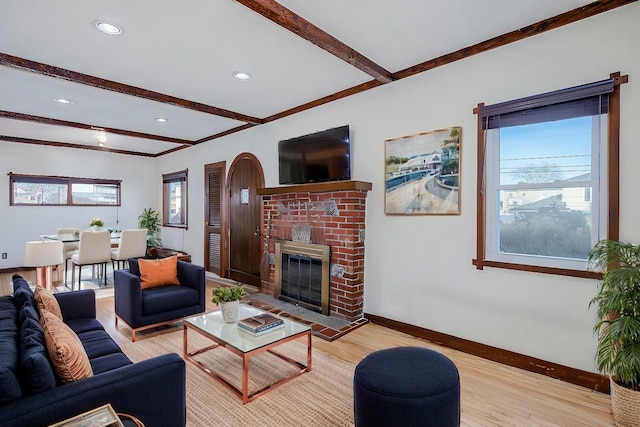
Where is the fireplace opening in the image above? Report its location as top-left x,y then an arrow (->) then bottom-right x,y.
275,240 -> 330,315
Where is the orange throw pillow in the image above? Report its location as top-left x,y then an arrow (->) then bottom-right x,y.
34,286 -> 63,320
40,309 -> 93,383
138,256 -> 181,289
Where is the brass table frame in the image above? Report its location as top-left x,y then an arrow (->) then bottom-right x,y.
183,318 -> 312,404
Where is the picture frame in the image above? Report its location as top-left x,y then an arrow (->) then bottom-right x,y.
384,126 -> 461,215
49,404 -> 124,427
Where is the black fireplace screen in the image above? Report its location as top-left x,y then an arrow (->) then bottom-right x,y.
275,240 -> 330,315
279,254 -> 323,310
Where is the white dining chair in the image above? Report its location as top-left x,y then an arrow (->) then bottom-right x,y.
57,227 -> 80,286
111,229 -> 148,272
70,230 -> 112,290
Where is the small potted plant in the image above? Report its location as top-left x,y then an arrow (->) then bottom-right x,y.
89,218 -> 104,231
588,239 -> 640,427
211,284 -> 246,323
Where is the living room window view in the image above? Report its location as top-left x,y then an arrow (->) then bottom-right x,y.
474,76 -> 621,277
1,2 -> 639,427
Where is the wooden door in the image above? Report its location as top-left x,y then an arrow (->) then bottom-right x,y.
227,153 -> 264,287
204,162 -> 225,276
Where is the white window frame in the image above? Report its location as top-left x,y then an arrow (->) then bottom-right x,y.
484,117 -> 607,271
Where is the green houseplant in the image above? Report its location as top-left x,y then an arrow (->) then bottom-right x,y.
211,284 -> 245,323
137,208 -> 161,253
588,239 -> 640,426
89,218 -> 104,227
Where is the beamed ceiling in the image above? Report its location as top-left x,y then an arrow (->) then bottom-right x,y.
0,0 -> 636,157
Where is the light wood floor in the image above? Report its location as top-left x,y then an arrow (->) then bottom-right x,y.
2,271 -> 615,426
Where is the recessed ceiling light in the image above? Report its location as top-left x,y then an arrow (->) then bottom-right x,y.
98,142 -> 106,147
93,20 -> 123,35
54,98 -> 73,104
155,118 -> 168,122
232,71 -> 251,80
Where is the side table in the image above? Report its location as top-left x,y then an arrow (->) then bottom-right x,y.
118,413 -> 145,427
149,247 -> 191,263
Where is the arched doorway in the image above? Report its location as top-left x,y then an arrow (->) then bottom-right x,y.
226,153 -> 264,287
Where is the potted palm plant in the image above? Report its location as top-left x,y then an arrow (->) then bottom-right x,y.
137,208 -> 161,254
588,239 -> 640,427
211,284 -> 246,323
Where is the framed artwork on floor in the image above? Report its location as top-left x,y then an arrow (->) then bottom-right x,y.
384,126 -> 461,215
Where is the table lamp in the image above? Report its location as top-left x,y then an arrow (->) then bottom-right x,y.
24,240 -> 63,290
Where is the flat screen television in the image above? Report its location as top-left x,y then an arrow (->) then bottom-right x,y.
278,125 -> 351,185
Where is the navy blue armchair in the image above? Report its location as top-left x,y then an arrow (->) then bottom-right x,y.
114,258 -> 206,341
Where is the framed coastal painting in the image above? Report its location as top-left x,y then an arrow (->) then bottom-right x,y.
384,126 -> 461,215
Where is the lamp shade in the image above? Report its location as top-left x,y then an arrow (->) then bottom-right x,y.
24,240 -> 63,267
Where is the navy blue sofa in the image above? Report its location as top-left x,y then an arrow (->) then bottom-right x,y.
114,258 -> 205,341
0,274 -> 186,427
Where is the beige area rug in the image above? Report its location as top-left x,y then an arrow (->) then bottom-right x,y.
118,329 -> 356,427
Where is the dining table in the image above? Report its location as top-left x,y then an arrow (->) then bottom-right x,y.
42,232 -> 120,246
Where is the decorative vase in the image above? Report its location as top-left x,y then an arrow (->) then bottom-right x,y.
92,225 -> 103,232
610,378 -> 640,427
220,300 -> 239,323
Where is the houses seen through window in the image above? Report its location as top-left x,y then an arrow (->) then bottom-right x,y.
10,174 -> 120,206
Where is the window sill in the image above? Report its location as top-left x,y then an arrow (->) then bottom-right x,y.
472,258 -> 602,279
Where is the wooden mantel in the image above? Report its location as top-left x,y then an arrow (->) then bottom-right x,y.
257,180 -> 372,195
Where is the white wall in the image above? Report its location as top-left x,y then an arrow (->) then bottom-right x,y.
0,143 -> 156,269
3,5 -> 638,373
157,5 -> 640,373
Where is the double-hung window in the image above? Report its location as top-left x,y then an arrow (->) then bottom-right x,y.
162,169 -> 188,228
474,73 -> 626,277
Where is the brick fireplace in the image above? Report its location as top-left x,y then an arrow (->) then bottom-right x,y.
258,181 -> 371,322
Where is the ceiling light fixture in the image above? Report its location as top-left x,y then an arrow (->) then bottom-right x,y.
232,71 -> 251,80
155,118 -> 168,122
54,98 -> 73,104
93,20 -> 123,35
98,142 -> 105,147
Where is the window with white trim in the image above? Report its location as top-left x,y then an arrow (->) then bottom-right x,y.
474,74 -> 626,277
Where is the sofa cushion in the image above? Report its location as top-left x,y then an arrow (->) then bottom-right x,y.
17,301 -> 39,328
75,330 -> 123,360
142,285 -> 200,315
0,296 -> 22,404
34,286 -> 62,320
16,298 -> 56,395
65,318 -> 106,335
138,256 -> 180,289
18,315 -> 56,394
40,310 -> 93,383
12,274 -> 36,318
90,353 -> 133,375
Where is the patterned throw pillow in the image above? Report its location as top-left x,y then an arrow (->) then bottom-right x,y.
138,256 -> 181,289
34,286 -> 63,320
40,309 -> 93,383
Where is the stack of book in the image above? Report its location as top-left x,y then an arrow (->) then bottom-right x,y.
238,313 -> 284,336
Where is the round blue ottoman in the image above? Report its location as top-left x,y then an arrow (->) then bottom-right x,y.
353,347 -> 460,426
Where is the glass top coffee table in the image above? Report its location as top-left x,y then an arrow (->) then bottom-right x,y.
183,304 -> 312,403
